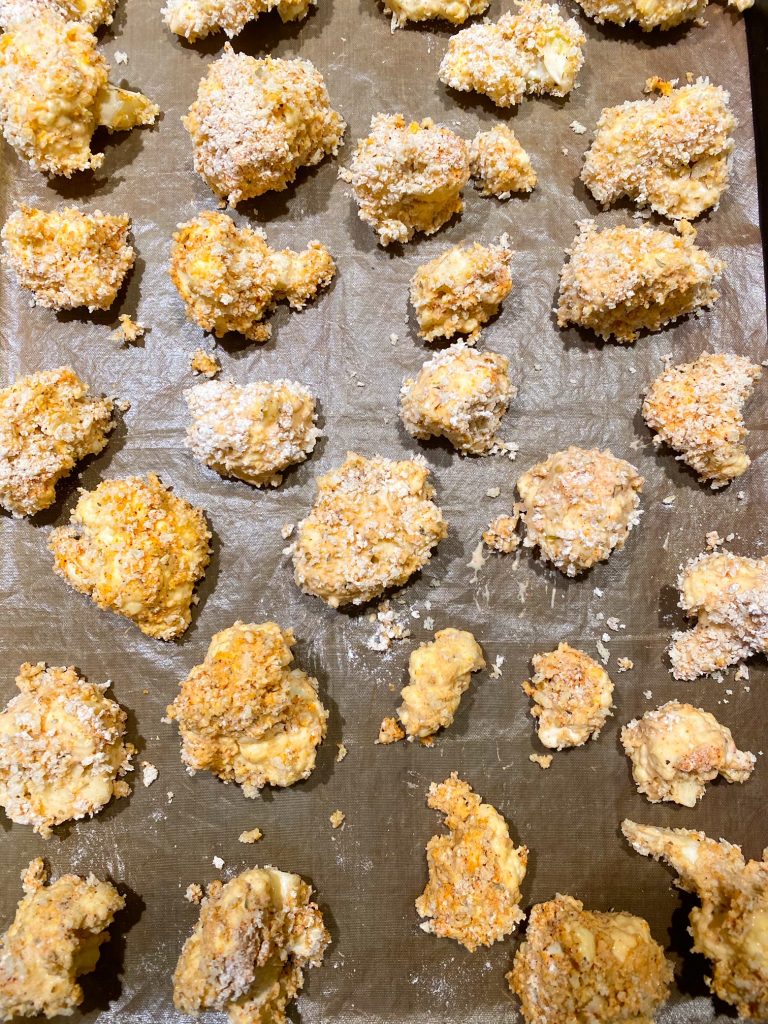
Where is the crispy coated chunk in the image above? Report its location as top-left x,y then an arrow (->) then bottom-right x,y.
643,352 -> 761,489
48,473 -> 211,640
416,773 -> 527,951
483,510 -> 520,552
183,47 -> 345,206
163,0 -> 314,41
382,0 -> 487,28
0,0 -> 116,29
438,0 -> 585,108
470,125 -> 536,198
173,867 -> 329,1024
293,452 -> 447,608
575,0 -> 751,31
340,114 -> 470,246
508,894 -> 672,1024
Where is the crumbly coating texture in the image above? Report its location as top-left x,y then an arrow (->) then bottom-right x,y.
110,314 -> 145,344
0,0 -> 116,29
0,366 -> 114,518
293,452 -> 447,608
48,473 -> 211,640
575,0 -> 751,31
191,349 -> 221,378
185,379 -> 319,487
167,621 -> 328,796
623,821 -> 768,1020
557,220 -> 724,343
0,859 -> 124,1022
438,0 -> 585,109
2,206 -> 135,311
669,551 -> 768,680
409,242 -> 512,343
642,352 -> 761,489
163,0 -> 314,41
382,0 -> 487,28
522,643 -> 613,750
582,81 -> 735,221
0,662 -> 133,838
170,211 -> 335,342
483,510 -> 520,552
173,867 -> 329,1024
183,47 -> 345,207
470,125 -> 536,198
508,894 -> 672,1024
516,446 -> 643,576
340,114 -> 470,246
416,773 -> 527,951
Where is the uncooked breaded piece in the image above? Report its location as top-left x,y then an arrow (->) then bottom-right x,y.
163,0 -> 314,41
623,821 -> 768,1020
183,47 -> 345,206
470,125 -> 536,198
438,0 -> 585,108
416,773 -> 527,951
0,366 -> 114,518
516,446 -> 643,576
48,473 -> 211,640
185,379 -> 319,487
0,0 -> 115,31
557,220 -> 723,343
576,0 -> 751,31
0,662 -> 133,838
0,859 -> 123,1022
293,452 -> 447,608
0,13 -> 158,177
340,114 -> 470,246
643,352 -> 761,489
508,894 -> 672,1024
669,551 -> 768,680
483,510 -> 520,552
522,643 -> 613,750
382,0 -> 487,29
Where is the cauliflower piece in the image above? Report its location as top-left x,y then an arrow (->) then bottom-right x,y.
0,366 -> 114,517
340,113 -> 470,246
183,47 -> 344,207
293,452 -> 447,608
557,220 -> 723,343
508,893 -> 672,1024
0,0 -> 116,30
416,773 -> 527,951
470,125 -> 536,198
377,716 -> 406,744
163,0 -> 314,41
173,867 -> 329,1024
382,0 -> 488,29
0,859 -> 123,1021
438,0 -> 585,108
623,821 -> 768,1020
516,446 -> 643,576
185,379 -> 319,487
190,349 -> 221,378
576,0 -> 750,31
110,314 -> 145,343
48,473 -> 211,640
170,211 -> 335,342
669,551 -> 768,680
483,510 -> 520,552
642,352 -> 761,489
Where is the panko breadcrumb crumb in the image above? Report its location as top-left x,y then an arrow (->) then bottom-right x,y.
470,125 -> 536,198
238,827 -> 263,843
576,0 -> 751,31
329,809 -> 345,828
110,314 -> 145,344
528,752 -> 553,769
523,643 -> 614,749
163,0 -> 315,41
377,717 -> 405,744
190,349 -> 221,378
0,0 -> 116,29
483,510 -> 520,553
382,0 -> 487,28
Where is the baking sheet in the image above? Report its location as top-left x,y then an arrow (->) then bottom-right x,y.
0,0 -> 766,1019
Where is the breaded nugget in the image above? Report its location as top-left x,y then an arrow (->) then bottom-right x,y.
470,125 -> 536,198
48,473 -> 211,640
0,0 -> 115,31
382,0 -> 487,29
576,0 -> 751,31
163,0 -> 314,41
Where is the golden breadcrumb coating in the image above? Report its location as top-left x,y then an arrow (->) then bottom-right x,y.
185,379 -> 319,487
170,211 -> 335,342
173,867 -> 329,1024
2,205 -> 134,311
438,0 -> 585,108
557,220 -> 723,344
522,642 -> 613,749
377,716 -> 406,744
642,352 -> 761,489
0,366 -> 114,518
382,0 -> 487,29
163,0 -> 313,41
48,473 -> 211,640
110,314 -> 145,344
190,348 -> 221,378
340,113 -> 470,246
623,821 -> 768,1020
0,859 -> 123,1022
167,621 -> 327,795
470,125 -> 536,198
582,80 -> 735,221
483,510 -> 520,552
0,0 -> 116,30
508,893 -> 672,1024
0,13 -> 157,177
292,452 -> 447,608
516,446 -> 643,576
416,773 -> 527,951
669,551 -> 768,680
576,0 -> 751,31
183,46 -> 345,207
0,662 -> 133,838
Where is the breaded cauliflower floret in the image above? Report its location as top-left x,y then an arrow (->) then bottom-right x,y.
522,643 -> 613,749
557,220 -> 723,343
340,114 -> 470,246
382,0 -> 487,29
438,0 -> 585,108
0,13 -> 158,177
470,125 -> 536,198
483,509 -> 520,552
576,0 -> 751,31
48,473 -> 212,640
163,0 -> 314,41
170,212 -> 335,343
0,0 -> 116,30
642,352 -> 761,489
183,46 -> 345,206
